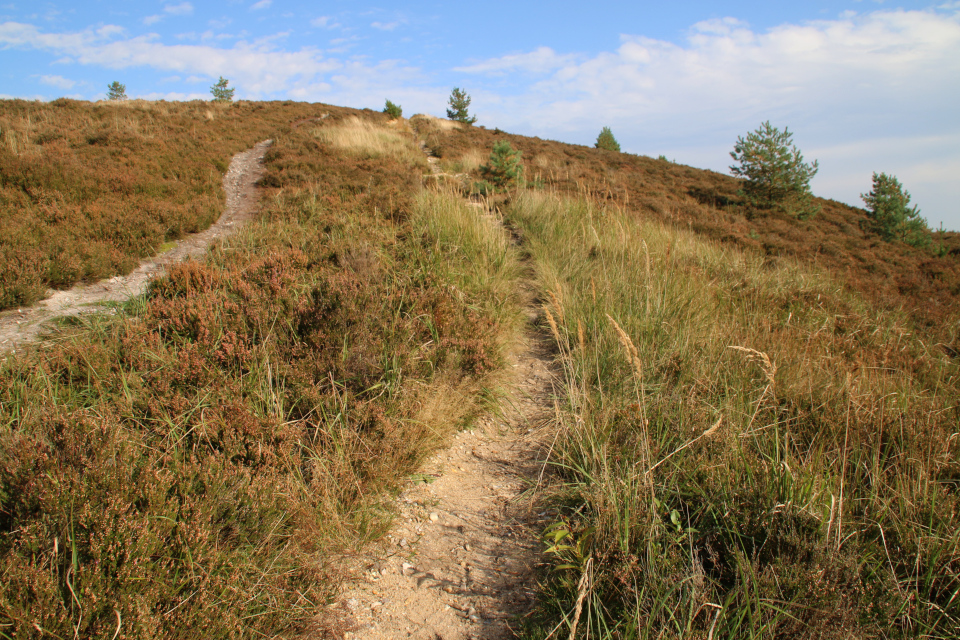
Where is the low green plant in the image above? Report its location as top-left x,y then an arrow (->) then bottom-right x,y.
861,171 -> 929,247
595,126 -> 620,152
383,99 -> 402,119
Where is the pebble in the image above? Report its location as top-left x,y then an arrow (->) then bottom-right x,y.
399,538 -> 408,548
429,512 -> 439,522
401,562 -> 416,575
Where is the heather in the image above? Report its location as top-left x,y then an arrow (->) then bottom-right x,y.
0,99 -> 323,309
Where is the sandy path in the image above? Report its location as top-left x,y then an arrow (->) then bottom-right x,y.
329,154 -> 556,639
0,140 -> 272,355
334,338 -> 556,639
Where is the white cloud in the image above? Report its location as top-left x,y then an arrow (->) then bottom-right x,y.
457,9 -> 960,227
310,16 -> 338,28
164,3 -> 193,16
250,0 -> 271,10
456,46 -> 578,75
371,21 -> 399,31
0,20 -> 424,102
38,74 -> 75,89
143,15 -> 162,25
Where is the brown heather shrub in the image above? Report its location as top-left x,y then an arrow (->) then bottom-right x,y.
0,109 -> 510,638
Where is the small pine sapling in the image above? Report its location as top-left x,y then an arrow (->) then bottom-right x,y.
210,77 -> 235,102
383,99 -> 403,119
106,81 -> 127,101
730,121 -> 819,219
446,87 -> 477,125
478,141 -> 523,192
595,126 -> 621,152
861,172 -> 929,247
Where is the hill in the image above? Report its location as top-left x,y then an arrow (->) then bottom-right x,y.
1,99 -> 959,638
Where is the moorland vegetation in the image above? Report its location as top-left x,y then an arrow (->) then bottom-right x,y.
1,97 -> 959,639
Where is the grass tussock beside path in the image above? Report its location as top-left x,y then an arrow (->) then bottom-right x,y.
506,190 -> 960,638
0,99 -> 330,310
0,113 -> 521,638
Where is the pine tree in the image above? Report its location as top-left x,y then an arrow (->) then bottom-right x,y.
595,126 -> 620,152
446,87 -> 477,125
383,99 -> 402,119
730,121 -> 819,218
210,77 -> 235,103
861,172 -> 929,247
106,81 -> 127,101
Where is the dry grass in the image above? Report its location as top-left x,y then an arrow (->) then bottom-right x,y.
311,115 -> 426,168
508,188 -> 960,639
410,113 -> 462,132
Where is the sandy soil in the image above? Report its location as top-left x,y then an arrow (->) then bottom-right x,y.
326,152 -> 558,639
0,140 -> 272,356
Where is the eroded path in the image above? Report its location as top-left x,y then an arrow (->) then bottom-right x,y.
332,152 -> 557,639
0,139 -> 272,355
336,333 -> 556,640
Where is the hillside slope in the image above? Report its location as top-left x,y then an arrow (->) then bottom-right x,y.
1,100 -> 959,639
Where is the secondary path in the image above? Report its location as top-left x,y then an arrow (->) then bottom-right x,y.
0,139 -> 272,355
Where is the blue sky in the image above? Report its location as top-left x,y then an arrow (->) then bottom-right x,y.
2,1 -> 959,229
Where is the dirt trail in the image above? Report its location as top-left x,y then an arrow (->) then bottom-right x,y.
0,140 -> 272,355
330,155 -> 557,639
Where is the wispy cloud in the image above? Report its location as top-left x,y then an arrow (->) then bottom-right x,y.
38,74 -> 75,89
250,0 -> 271,10
456,46 -> 578,75
0,20 -> 422,100
164,3 -> 193,16
371,21 -> 400,31
310,16 -> 340,29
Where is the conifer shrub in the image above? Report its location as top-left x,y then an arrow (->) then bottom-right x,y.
861,172 -> 929,247
106,81 -> 127,101
210,76 -> 235,102
595,126 -> 620,152
383,99 -> 402,119
475,140 -> 523,194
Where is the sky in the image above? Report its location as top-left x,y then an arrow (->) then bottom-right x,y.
1,1 -> 958,228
